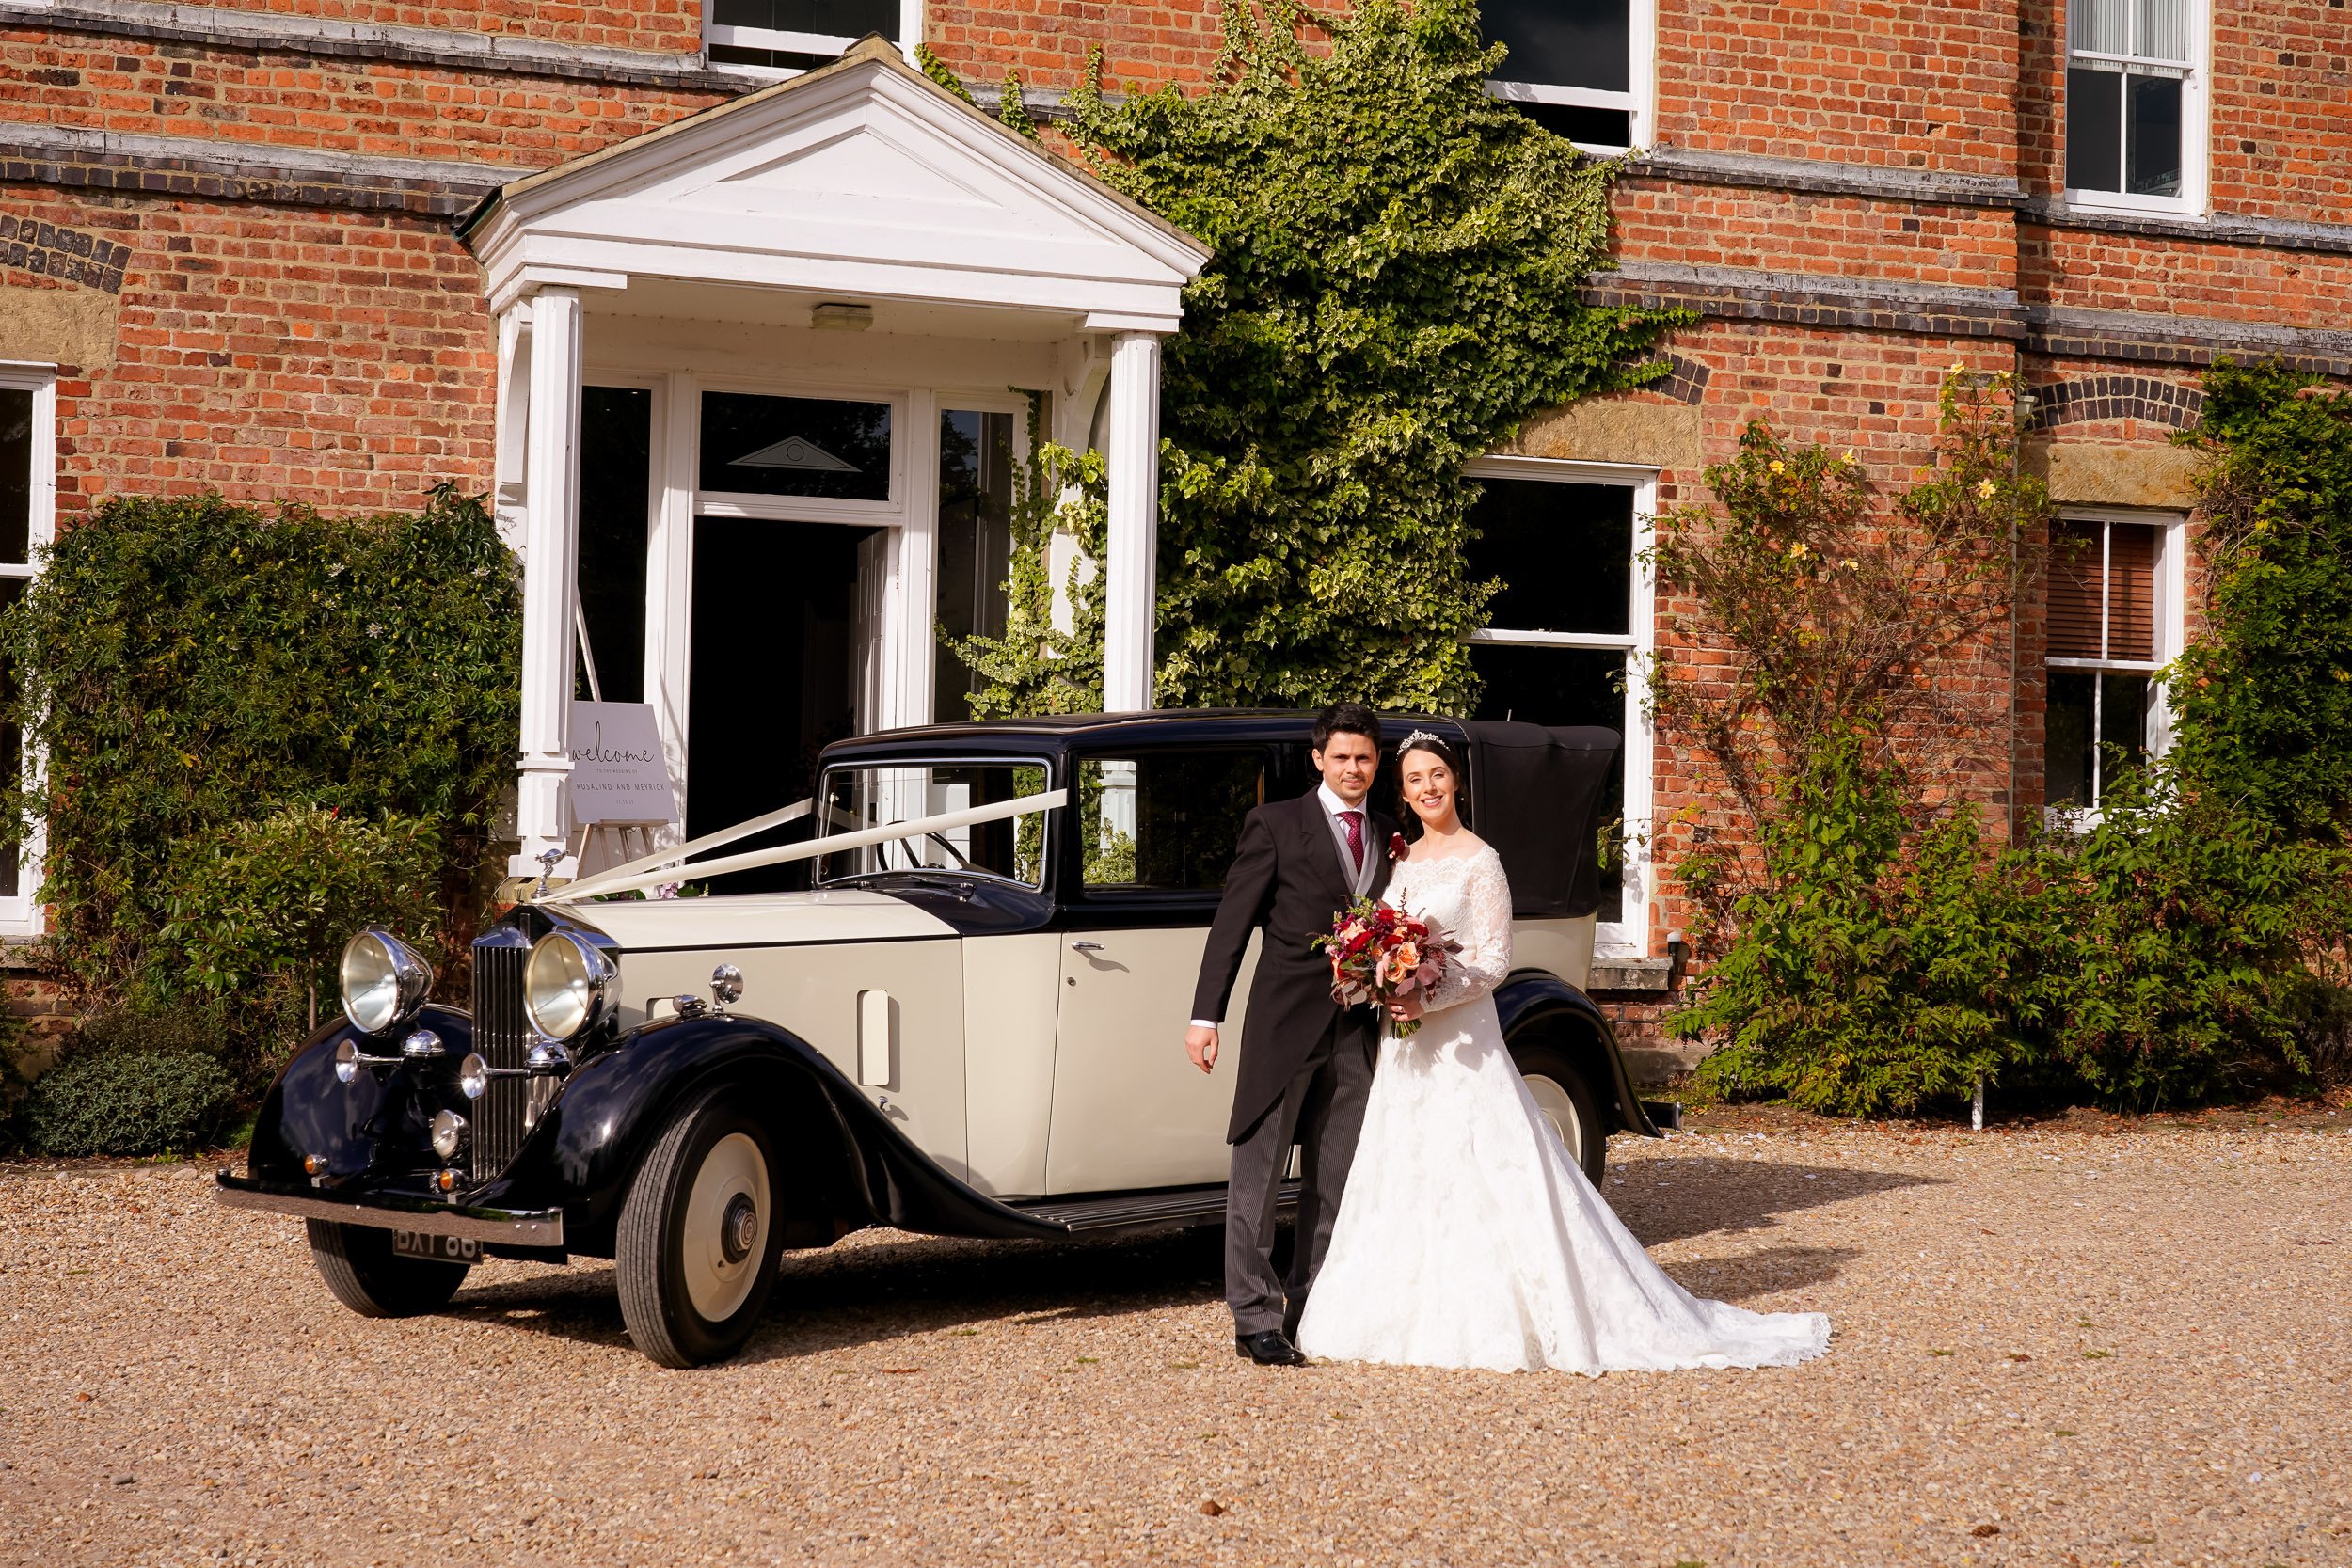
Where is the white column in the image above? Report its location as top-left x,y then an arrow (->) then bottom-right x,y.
510,286 -> 585,880
1102,330 -> 1163,714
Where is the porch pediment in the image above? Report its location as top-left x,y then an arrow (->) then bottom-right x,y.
461,36 -> 1209,330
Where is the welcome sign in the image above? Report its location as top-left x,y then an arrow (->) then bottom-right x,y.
566,701 -> 677,825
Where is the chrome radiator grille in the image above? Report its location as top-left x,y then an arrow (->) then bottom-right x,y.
469,928 -> 533,1177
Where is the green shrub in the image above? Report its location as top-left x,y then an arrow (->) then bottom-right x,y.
21,1047 -> 235,1158
162,806 -> 443,1043
0,484 -> 517,1011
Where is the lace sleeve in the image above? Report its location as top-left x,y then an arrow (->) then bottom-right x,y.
1425,851 -> 1513,1012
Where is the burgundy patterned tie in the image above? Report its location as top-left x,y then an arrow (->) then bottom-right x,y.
1340,809 -> 1364,874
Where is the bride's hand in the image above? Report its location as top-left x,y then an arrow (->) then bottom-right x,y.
1387,993 -> 1425,1022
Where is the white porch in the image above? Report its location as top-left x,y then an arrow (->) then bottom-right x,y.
461,37 -> 1208,879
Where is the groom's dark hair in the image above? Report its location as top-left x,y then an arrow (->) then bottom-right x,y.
1311,703 -> 1383,753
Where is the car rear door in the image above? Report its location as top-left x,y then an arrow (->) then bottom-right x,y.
1043,746 -> 1270,1194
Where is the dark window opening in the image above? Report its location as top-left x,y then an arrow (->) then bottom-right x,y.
576,386 -> 651,705
699,392 -> 892,502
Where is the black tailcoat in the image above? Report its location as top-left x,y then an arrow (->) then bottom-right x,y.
1191,790 -> 1399,1143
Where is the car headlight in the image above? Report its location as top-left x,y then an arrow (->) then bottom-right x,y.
524,931 -> 616,1040
339,928 -> 434,1037
430,1109 -> 469,1162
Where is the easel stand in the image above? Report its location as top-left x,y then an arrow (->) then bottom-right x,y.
570,820 -> 675,884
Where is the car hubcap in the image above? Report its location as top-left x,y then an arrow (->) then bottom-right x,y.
1523,1073 -> 1585,1167
681,1132 -> 770,1323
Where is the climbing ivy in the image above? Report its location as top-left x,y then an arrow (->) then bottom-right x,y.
1024,0 -> 1684,711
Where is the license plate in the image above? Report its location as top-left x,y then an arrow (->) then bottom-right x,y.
391,1228 -> 481,1263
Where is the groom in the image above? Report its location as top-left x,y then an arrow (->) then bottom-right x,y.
1187,703 -> 1400,1366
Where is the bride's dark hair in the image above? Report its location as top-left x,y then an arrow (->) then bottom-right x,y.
1394,734 -> 1464,838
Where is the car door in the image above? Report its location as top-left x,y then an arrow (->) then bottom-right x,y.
1043,747 -> 1269,1194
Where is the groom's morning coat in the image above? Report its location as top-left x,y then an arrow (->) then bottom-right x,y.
1192,789 -> 1399,1143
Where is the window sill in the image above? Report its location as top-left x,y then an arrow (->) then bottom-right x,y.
2061,190 -> 2206,221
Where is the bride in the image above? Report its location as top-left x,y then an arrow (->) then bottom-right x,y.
1295,732 -> 1832,1374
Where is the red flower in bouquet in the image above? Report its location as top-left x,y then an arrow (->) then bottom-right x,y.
1312,895 -> 1458,1037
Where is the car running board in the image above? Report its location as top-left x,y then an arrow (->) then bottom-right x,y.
1010,1180 -> 1301,1234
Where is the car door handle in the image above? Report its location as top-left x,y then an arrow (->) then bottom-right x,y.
1069,940 -> 1105,953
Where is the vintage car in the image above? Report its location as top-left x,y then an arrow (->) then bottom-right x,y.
217,710 -> 1672,1366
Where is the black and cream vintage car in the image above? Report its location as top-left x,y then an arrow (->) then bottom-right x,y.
217,711 -> 1671,1367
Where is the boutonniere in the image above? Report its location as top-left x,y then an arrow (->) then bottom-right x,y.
1387,832 -> 1408,861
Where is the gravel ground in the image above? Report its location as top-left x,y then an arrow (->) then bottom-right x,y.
3,1117 -> 2348,1568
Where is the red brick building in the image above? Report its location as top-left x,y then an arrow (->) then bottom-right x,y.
2,0 -> 2347,1073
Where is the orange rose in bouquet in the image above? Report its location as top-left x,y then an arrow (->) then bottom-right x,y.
1313,895 -> 1458,1037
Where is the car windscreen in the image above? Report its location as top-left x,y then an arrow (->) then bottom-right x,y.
816,761 -> 1052,888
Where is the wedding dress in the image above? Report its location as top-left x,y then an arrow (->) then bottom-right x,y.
1295,845 -> 1832,1374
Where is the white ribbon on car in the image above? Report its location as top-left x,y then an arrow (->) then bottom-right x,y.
537,789 -> 1068,905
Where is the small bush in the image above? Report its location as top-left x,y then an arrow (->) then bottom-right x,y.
21,1048 -> 234,1158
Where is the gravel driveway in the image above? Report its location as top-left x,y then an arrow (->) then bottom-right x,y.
3,1116 -> 2346,1568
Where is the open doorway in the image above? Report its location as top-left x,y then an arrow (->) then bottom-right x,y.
687,517 -> 880,890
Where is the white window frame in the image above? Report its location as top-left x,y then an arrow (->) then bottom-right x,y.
705,0 -> 922,77
690,379 -> 909,527
0,362 -> 55,937
1462,455 -> 1657,958
2062,0 -> 2209,217
1486,0 -> 1657,153
2043,507 -> 2187,826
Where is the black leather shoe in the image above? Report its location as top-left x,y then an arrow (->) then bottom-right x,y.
1234,1330 -> 1307,1366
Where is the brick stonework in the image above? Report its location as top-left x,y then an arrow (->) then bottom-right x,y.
0,0 -> 2345,1046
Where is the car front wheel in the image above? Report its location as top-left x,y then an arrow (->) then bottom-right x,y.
307,1219 -> 470,1317
1510,1041 -> 1608,1186
615,1086 -> 782,1368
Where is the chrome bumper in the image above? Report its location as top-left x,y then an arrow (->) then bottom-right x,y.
214,1172 -> 565,1246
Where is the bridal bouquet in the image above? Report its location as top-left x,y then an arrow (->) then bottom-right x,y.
1314,895 -> 1458,1037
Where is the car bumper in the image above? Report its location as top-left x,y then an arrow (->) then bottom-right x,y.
214,1172 -> 565,1246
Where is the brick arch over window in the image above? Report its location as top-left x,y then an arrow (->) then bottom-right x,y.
2026,375 -> 2204,432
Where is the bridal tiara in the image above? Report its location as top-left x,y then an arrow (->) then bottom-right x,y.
1395,728 -> 1448,756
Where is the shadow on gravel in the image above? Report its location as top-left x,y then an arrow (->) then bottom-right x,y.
438,1156 -> 1931,1361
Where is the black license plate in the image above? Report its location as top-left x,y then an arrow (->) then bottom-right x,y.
391,1228 -> 481,1263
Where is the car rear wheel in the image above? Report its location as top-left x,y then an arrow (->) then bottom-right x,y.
1510,1042 -> 1608,1186
615,1086 -> 781,1369
306,1219 -> 470,1317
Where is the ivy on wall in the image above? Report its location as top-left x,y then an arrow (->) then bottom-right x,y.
945,0 -> 1682,715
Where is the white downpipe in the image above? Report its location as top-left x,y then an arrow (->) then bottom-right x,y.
1102,330 -> 1162,714
512,286 -> 585,879
541,789 -> 1068,905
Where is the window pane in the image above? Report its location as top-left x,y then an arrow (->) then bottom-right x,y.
2124,71 -> 2184,197
0,388 -> 30,567
1077,752 -> 1265,891
0,576 -> 21,896
1486,0 -> 1629,91
700,393 -> 892,501
2105,523 -> 2157,661
2135,0 -> 2189,61
1521,103 -> 1633,146
2046,670 -> 2097,809
577,387 -> 651,704
1470,642 -> 1626,923
1468,479 -> 1633,635
2067,67 -> 2123,192
711,0 -> 898,39
818,763 -> 1049,885
2100,673 -> 2153,787
2072,0 -> 2131,53
2048,519 -> 2106,658
935,410 -> 1015,721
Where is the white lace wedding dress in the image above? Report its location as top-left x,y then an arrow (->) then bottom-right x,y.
1295,845 -> 1832,1374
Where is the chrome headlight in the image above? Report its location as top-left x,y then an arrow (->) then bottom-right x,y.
430,1109 -> 469,1163
524,931 -> 616,1040
339,928 -> 433,1037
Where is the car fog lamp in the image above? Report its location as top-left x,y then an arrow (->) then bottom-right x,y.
339,927 -> 434,1037
437,1168 -> 460,1193
303,1154 -> 325,1176
334,1039 -> 359,1085
523,931 -> 616,1041
458,1053 -> 489,1101
430,1109 -> 469,1162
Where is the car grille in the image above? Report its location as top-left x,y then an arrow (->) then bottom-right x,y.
469,927 -> 533,1178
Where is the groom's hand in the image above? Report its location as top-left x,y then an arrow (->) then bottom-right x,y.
1185,1023 -> 1219,1074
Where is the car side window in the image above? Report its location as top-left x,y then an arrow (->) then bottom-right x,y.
1075,752 -> 1266,892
